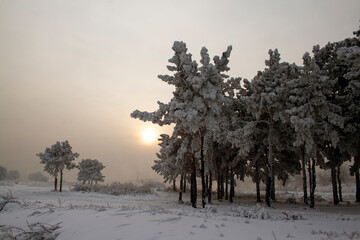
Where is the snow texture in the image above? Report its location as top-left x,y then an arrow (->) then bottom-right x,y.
1,182 -> 360,240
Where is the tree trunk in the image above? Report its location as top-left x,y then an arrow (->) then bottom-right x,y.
217,165 -> 221,200
266,118 -> 274,207
208,171 -> 212,203
200,134 -> 206,208
225,167 -> 229,201
173,179 -> 177,191
309,155 -> 316,208
59,170 -> 63,192
183,174 -> 187,193
351,155 -> 360,202
220,170 -> 225,200
301,148 -> 308,205
54,176 -> 58,191
205,175 -> 209,196
265,166 -> 271,207
255,159 -> 261,202
230,168 -> 234,203
331,166 -> 339,205
271,164 -> 275,201
337,165 -> 343,202
191,155 -> 197,208
179,174 -> 184,203
356,169 -> 360,202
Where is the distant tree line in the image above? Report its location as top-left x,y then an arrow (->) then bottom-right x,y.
131,26 -> 360,208
36,140 -> 105,192
0,166 -> 20,181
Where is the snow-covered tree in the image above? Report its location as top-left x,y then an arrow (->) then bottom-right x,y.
37,140 -> 79,192
336,31 -> 360,202
77,159 -> 105,184
227,77 -> 267,202
241,49 -> 298,207
152,128 -> 194,202
132,41 -> 234,208
286,48 -> 345,207
315,29 -> 360,203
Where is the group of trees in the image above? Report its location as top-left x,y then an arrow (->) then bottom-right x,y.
0,166 -> 20,181
131,27 -> 360,208
36,140 -> 105,192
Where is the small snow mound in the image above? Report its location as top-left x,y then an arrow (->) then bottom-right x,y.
199,223 -> 207,229
232,204 -> 271,220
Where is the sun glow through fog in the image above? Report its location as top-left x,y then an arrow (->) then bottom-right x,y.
142,129 -> 157,144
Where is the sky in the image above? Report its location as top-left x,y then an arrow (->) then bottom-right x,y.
0,0 -> 359,183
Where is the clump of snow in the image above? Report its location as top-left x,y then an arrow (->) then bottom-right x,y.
231,204 -> 271,220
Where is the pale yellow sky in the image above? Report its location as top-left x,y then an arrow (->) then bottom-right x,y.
0,0 -> 359,182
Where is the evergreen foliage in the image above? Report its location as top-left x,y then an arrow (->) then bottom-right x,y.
37,140 -> 79,192
131,25 -> 360,207
77,159 -> 105,184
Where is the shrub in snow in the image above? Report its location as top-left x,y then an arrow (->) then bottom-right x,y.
6,170 -> 20,180
0,190 -> 19,212
140,179 -> 165,189
285,196 -> 297,204
77,159 -> 105,185
0,222 -> 60,240
232,204 -> 271,220
28,172 -> 48,182
280,211 -> 304,221
72,182 -> 152,195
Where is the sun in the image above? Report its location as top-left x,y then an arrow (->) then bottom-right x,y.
142,129 -> 158,143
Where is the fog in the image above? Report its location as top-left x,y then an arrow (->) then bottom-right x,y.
1,0 -> 359,183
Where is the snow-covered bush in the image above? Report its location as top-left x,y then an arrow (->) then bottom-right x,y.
6,170 -> 20,180
232,204 -> 271,220
72,182 -> 152,195
140,179 -> 165,189
0,222 -> 60,240
28,172 -> 48,182
0,190 -> 19,212
77,159 -> 105,184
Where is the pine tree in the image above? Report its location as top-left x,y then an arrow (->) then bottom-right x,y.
241,49 -> 297,207
37,140 -> 79,192
77,159 -> 105,185
336,30 -> 360,202
286,49 -> 345,207
310,29 -> 360,204
132,41 -> 234,208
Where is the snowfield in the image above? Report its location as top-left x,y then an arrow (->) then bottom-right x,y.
1,181 -> 360,240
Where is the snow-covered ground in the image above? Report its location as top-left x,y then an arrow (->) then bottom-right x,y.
1,181 -> 359,240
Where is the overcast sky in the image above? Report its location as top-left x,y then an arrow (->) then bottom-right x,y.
0,0 -> 359,183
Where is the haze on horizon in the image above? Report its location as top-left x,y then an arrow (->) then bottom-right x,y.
0,0 -> 359,183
